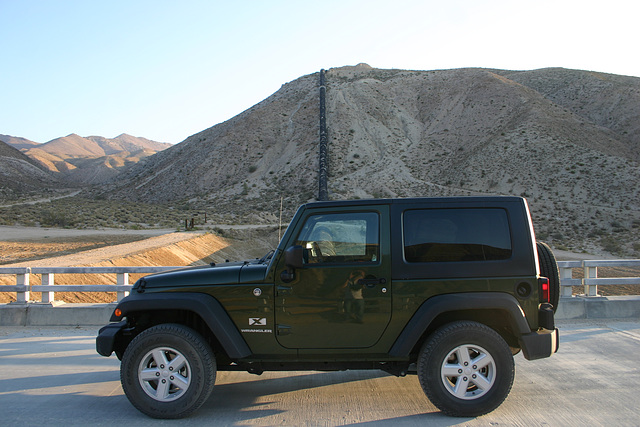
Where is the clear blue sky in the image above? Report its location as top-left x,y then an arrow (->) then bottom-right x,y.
1,0 -> 638,144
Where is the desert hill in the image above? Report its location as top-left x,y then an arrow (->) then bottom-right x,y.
0,140 -> 59,198
1,133 -> 171,185
37,133 -> 107,158
99,65 -> 640,255
85,133 -> 171,154
0,134 -> 40,151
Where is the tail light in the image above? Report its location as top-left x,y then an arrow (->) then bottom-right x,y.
539,277 -> 550,303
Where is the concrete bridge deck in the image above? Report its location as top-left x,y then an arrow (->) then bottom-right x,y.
1,319 -> 639,426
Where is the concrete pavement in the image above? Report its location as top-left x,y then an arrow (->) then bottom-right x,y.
1,320 -> 639,426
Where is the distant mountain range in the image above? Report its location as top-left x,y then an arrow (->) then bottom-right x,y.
0,133 -> 171,188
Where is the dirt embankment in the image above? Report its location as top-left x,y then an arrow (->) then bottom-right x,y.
0,228 -> 277,303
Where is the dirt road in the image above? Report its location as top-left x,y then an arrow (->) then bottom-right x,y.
0,225 -> 177,241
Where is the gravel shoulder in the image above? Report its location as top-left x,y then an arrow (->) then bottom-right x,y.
0,228 -> 205,268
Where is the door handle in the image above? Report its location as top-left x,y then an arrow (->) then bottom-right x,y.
277,324 -> 292,335
357,278 -> 387,287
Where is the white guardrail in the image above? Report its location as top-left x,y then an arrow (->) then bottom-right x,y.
0,267 -> 181,303
558,260 -> 640,297
1,261 -> 640,303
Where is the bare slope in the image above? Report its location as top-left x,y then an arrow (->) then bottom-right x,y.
324,66 -> 640,253
497,68 -> 640,151
0,140 -> 59,198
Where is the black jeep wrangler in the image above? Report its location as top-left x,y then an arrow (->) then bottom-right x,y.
97,196 -> 559,418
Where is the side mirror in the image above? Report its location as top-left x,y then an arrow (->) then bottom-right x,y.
284,245 -> 304,270
281,245 -> 304,283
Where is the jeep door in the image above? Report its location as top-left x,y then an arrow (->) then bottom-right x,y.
274,205 -> 391,349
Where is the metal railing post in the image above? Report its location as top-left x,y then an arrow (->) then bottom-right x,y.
41,273 -> 55,303
116,272 -> 129,301
559,266 -> 574,298
16,268 -> 30,303
584,264 -> 599,296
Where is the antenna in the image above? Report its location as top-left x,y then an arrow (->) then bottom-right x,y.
278,196 -> 284,242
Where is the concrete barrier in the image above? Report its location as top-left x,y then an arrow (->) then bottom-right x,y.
1,296 -> 639,326
0,302 -> 116,326
555,295 -> 640,320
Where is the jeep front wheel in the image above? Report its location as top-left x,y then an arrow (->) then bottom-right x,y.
120,324 -> 216,419
417,321 -> 514,417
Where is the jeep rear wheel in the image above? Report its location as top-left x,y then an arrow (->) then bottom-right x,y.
417,321 -> 514,417
120,324 -> 216,419
537,241 -> 560,312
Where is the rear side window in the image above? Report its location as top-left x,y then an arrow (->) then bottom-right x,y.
403,208 -> 512,263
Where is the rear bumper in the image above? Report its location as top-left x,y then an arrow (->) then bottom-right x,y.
519,327 -> 559,360
95,320 -> 127,357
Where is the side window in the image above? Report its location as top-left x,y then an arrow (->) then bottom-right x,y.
403,208 -> 512,263
295,212 -> 379,264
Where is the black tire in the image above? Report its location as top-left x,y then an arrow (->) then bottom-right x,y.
120,324 -> 216,419
537,241 -> 560,312
417,321 -> 515,417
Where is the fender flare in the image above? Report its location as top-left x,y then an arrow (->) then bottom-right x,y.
111,292 -> 252,359
389,292 -> 531,358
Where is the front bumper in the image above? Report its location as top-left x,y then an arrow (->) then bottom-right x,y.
95,320 -> 127,357
519,327 -> 559,360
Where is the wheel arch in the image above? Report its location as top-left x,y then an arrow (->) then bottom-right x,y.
112,292 -> 252,360
389,293 -> 531,359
